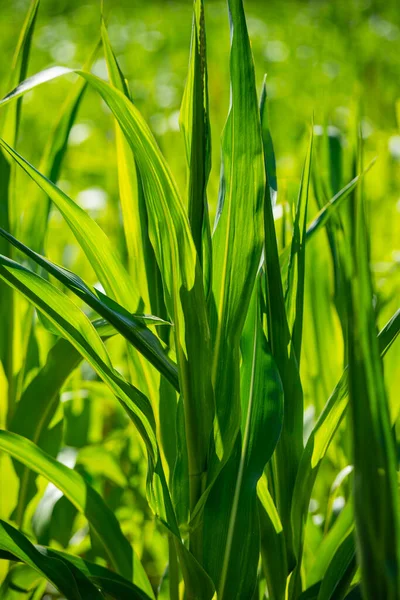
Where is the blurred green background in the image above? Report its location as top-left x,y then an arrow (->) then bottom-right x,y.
0,0 -> 399,588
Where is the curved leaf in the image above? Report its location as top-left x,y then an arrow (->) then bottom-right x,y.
0,431 -> 153,596
0,226 -> 179,391
0,255 -> 157,461
290,308 -> 400,596
1,545 -> 153,600
0,519 -> 103,600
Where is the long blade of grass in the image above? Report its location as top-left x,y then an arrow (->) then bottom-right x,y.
290,308 -> 400,596
101,21 -> 164,321
209,0 -> 265,471
180,0 -> 212,280
0,136 -> 139,313
203,279 -> 283,599
0,254 -> 157,461
260,77 -> 303,571
0,226 -> 179,390
347,178 -> 400,598
284,129 -> 313,365
0,0 -> 39,422
259,78 -> 278,206
279,161 -> 375,288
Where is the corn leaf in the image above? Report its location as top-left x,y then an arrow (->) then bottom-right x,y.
180,0 -> 211,278
208,0 -> 265,476
0,0 -> 39,422
0,432 -> 153,594
0,137 -> 139,313
290,308 -> 400,595
0,520 -> 103,600
0,255 -> 158,461
316,531 -> 356,600
203,280 -> 283,599
260,77 -> 303,570
347,182 -> 400,598
0,226 -> 179,391
1,545 -> 153,600
9,320 -> 112,527
284,129 -> 313,365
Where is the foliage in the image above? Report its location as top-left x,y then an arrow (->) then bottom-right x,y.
0,0 -> 399,599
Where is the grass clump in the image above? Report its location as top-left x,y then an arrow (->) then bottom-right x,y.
0,1 -> 399,599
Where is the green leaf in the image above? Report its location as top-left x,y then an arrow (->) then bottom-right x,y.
0,431 -> 153,596
1,545 -> 153,600
309,502 -> 354,587
260,76 -> 303,571
257,474 -> 287,600
203,279 -> 283,599
316,530 -> 356,600
0,0 -> 39,422
290,308 -> 400,596
259,78 -> 278,206
279,160 -> 376,291
347,177 -> 400,598
0,563 -> 43,600
0,520 -> 103,600
209,0 -> 265,472
0,136 -> 138,312
0,0 -> 39,146
284,128 -> 313,365
100,19 -> 166,320
180,0 -> 212,276
9,321 -> 113,527
0,226 -> 179,391
0,255 -> 158,461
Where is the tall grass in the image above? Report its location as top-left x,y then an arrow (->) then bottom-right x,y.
0,0 -> 399,598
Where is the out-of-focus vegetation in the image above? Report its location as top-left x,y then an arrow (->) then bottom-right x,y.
0,0 -> 399,598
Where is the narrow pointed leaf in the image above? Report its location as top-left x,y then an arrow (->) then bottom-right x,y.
0,255 -> 158,461
180,0 -> 212,275
0,434 -> 152,590
2,545 -> 153,600
290,308 -> 400,594
0,226 -> 179,390
260,76 -> 303,570
209,0 -> 265,470
347,182 -> 400,598
203,282 -> 283,599
0,520 -> 103,600
284,130 -> 313,365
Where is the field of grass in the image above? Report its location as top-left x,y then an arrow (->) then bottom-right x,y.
0,0 -> 399,598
